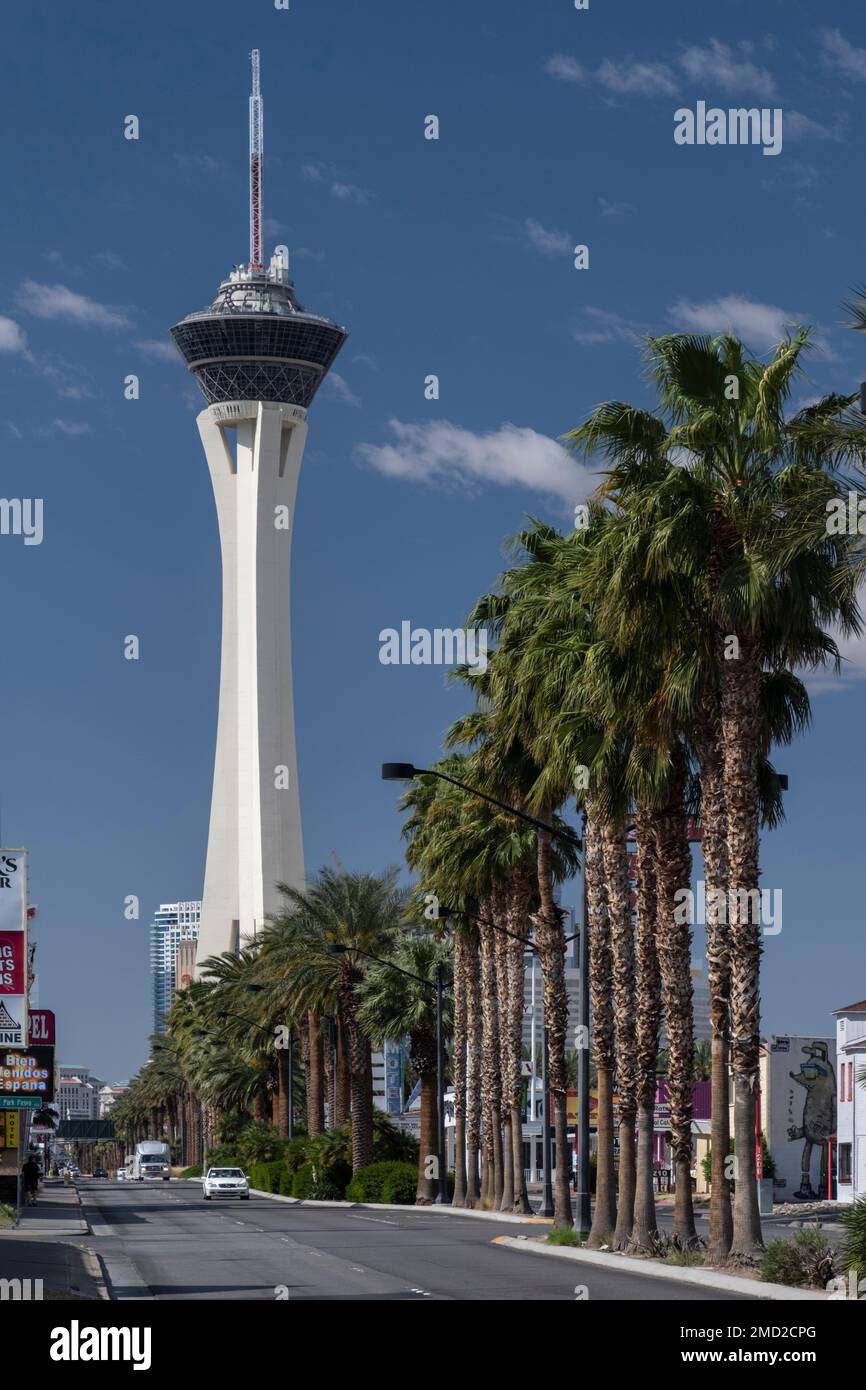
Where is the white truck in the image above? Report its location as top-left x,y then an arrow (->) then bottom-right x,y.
132,1140 -> 171,1181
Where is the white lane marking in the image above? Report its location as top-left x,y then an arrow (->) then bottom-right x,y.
349,1213 -> 399,1226
351,1266 -> 365,1273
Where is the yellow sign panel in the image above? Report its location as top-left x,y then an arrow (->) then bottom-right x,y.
0,1112 -> 19,1148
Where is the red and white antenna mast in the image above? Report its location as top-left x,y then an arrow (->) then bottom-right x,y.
249,49 -> 264,269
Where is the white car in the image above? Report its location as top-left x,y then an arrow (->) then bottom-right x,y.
116,1168 -> 127,1181
202,1166 -> 250,1201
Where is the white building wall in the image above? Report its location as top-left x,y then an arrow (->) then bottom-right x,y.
836,1009 -> 866,1204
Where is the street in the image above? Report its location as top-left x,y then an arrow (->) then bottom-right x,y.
77,1180 -> 756,1301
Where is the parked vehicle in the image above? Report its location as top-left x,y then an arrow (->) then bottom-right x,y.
202,1167 -> 250,1200
93,1167 -> 108,1178
132,1141 -> 171,1180
116,1168 -> 127,1181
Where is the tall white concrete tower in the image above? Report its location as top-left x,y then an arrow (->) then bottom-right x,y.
170,52 -> 348,968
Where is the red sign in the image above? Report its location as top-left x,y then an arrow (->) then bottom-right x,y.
0,934 -> 24,994
27,1009 -> 55,1046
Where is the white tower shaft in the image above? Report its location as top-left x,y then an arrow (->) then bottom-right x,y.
195,401 -> 307,961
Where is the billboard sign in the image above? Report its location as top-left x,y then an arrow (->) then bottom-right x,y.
0,852 -> 26,1046
0,1046 -> 54,1103
27,1009 -> 55,1046
0,934 -> 25,995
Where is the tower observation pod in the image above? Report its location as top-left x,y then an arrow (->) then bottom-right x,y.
170,51 -> 348,968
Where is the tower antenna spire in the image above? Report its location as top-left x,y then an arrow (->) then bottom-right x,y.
249,48 -> 264,269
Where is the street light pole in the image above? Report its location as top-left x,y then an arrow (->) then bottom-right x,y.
575,808 -> 592,1236
540,1017 -> 554,1218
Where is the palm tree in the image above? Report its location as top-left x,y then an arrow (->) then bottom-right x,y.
263,867 -> 408,1172
359,934 -> 452,1202
570,328 -> 865,1259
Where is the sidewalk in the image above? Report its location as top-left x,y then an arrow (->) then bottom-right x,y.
0,1180 -> 105,1300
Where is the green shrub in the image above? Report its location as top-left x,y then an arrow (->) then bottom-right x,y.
291,1162 -> 342,1201
346,1161 -> 418,1205
284,1137 -> 309,1177
247,1159 -> 285,1193
381,1163 -> 419,1205
840,1198 -> 866,1280
546,1227 -> 582,1247
760,1229 -> 837,1289
179,1165 -> 202,1179
236,1121 -> 286,1167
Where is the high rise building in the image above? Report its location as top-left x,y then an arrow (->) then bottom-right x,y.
150,902 -> 201,1033
171,52 -> 348,970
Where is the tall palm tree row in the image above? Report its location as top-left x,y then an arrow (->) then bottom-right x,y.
114,327 -> 864,1253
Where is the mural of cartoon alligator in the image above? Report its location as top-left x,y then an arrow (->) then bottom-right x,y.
787,1041 -> 836,1200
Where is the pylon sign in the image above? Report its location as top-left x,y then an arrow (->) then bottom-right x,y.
0,853 -> 27,1046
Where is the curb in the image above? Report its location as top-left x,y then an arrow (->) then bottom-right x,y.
244,1186 -> 553,1222
492,1236 -> 830,1300
182,1178 -> 551,1222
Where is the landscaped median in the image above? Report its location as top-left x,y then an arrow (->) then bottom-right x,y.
490,1234 -> 830,1301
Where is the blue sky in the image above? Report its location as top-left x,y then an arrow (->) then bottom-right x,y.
2,0 -> 866,1080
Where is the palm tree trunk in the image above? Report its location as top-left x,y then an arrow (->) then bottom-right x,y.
276,1047 -> 291,1137
507,884 -> 532,1213
338,970 -> 374,1172
478,916 -> 503,1207
451,932 -> 469,1208
603,816 -> 638,1249
719,634 -> 765,1262
533,818 -> 573,1228
465,936 -> 482,1206
630,803 -> 661,1251
306,1010 -> 325,1136
416,1053 -> 439,1203
654,751 -> 698,1247
325,1022 -> 336,1129
696,705 -> 734,1265
585,806 -> 617,1245
336,1020 -> 351,1125
493,909 -> 514,1211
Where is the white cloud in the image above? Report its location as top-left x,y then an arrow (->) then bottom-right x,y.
0,317 -> 28,353
784,111 -> 842,143
52,419 -> 91,436
598,196 -> 635,217
524,218 -> 571,257
92,250 -> 126,269
820,28 -> 866,81
596,58 -> 676,96
573,307 -> 641,346
292,246 -> 325,262
174,152 -> 222,171
355,419 -> 596,505
547,38 -> 779,100
135,339 -> 179,362
678,39 -> 776,96
806,626 -> 866,693
331,181 -> 373,206
668,294 -> 804,349
301,162 -> 325,182
544,53 -> 584,83
326,372 -> 361,407
16,281 -> 131,330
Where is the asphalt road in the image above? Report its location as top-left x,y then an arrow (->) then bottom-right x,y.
77,1180 -> 755,1301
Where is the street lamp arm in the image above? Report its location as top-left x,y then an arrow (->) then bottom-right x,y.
398,766 -> 582,853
